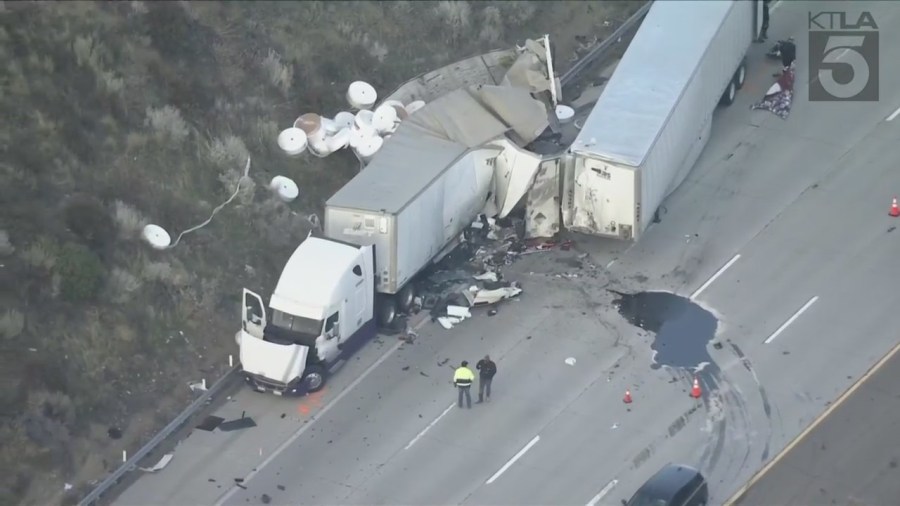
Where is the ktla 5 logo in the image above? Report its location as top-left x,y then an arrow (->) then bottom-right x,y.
808,11 -> 879,102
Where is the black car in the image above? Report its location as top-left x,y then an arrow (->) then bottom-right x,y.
623,464 -> 709,506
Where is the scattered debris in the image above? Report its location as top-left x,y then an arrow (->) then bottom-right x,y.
261,493 -> 272,504
280,413 -> 286,419
277,485 -> 286,491
139,453 -> 174,473
419,371 -> 429,378
107,427 -> 122,440
437,358 -> 449,367
565,357 -> 576,366
188,380 -> 208,393
64,483 -> 73,491
473,271 -> 499,282
196,415 -> 225,432
402,366 -> 410,371
235,482 -> 248,490
219,417 -> 257,432
209,478 -> 216,482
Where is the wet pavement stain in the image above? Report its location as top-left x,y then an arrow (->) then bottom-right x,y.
611,291 -> 719,373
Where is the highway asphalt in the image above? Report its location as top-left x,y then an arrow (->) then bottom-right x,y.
114,1 -> 900,505
731,340 -> 900,506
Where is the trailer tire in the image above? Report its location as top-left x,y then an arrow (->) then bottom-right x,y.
396,284 -> 416,313
720,80 -> 736,106
303,365 -> 326,393
375,295 -> 397,327
733,61 -> 747,89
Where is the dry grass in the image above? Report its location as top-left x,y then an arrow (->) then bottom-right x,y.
0,1 -> 644,504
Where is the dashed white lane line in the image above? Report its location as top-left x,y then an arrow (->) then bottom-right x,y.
690,254 -> 741,301
886,105 -> 900,122
404,403 -> 454,450
485,435 -> 541,485
586,479 -> 619,506
764,295 -> 819,344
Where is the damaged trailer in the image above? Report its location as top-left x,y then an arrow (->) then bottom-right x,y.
562,0 -> 760,241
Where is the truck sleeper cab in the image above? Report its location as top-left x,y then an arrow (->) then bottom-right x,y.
236,237 -> 377,396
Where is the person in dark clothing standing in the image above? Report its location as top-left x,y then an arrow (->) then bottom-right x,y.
476,355 -> 497,403
757,0 -> 771,42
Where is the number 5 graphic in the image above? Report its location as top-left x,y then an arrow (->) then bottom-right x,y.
818,35 -> 869,99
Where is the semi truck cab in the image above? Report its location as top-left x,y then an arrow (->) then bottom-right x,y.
236,236 -> 377,395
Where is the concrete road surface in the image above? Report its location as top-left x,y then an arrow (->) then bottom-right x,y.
730,341 -> 900,506
113,1 -> 900,505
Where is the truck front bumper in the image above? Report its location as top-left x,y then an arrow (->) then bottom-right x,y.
243,373 -> 309,397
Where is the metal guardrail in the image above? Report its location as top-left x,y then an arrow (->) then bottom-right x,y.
559,1 -> 652,87
78,366 -> 240,506
78,6 -> 654,505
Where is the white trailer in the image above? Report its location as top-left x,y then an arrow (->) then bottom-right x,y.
562,0 -> 758,241
236,88 -> 517,396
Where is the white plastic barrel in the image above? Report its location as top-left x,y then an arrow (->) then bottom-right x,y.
347,81 -> 377,110
277,128 -> 308,156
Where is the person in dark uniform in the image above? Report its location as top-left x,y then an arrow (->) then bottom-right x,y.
453,361 -> 475,409
757,0 -> 771,42
476,355 -> 497,403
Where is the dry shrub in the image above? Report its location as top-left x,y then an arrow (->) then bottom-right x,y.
144,105 -> 191,144
107,267 -> 143,304
479,6 -> 504,44
435,1 -> 472,42
71,35 -> 124,95
20,237 -> 58,271
260,49 -> 293,96
0,309 -> 25,339
207,135 -> 255,205
142,261 -> 191,287
0,229 -> 13,256
55,242 -> 106,302
111,200 -> 148,238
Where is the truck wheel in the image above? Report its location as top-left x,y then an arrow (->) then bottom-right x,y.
396,284 -> 416,313
375,295 -> 397,327
303,365 -> 326,393
733,61 -> 747,89
720,80 -> 736,106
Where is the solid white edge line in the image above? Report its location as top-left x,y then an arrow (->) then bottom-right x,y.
886,105 -> 900,122
485,435 -> 541,485
770,0 -> 783,13
586,479 -> 619,506
764,295 -> 819,344
215,338 -> 405,505
404,403 -> 455,450
690,254 -> 741,300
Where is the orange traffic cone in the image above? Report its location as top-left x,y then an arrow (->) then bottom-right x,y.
623,389 -> 633,404
890,197 -> 900,217
690,377 -> 702,399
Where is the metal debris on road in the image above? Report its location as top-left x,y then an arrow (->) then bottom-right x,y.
565,357 -> 576,366
218,416 -> 257,432
139,453 -> 174,473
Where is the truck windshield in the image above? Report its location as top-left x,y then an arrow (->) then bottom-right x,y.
269,309 -> 323,338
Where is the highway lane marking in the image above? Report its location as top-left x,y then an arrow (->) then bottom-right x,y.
485,435 -> 541,485
403,402 -> 454,450
690,253 -> 741,301
586,479 -> 619,506
763,295 -> 819,344
886,105 -> 900,122
215,336 -> 408,505
724,336 -> 900,505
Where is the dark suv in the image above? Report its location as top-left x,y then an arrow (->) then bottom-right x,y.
623,464 -> 709,506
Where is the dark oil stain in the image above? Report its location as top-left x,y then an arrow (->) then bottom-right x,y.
611,291 -> 718,373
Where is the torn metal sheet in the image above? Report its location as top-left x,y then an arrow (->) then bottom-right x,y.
140,453 -> 174,473
472,284 -> 523,306
488,138 -> 542,219
526,158 -> 561,239
446,305 -> 472,319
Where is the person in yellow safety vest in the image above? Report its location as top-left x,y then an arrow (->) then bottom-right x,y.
453,361 -> 475,409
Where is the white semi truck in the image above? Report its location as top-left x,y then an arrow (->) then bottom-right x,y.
236,85 -> 548,395
562,0 -> 762,241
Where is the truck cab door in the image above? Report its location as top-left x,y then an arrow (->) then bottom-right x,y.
242,288 -> 267,339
